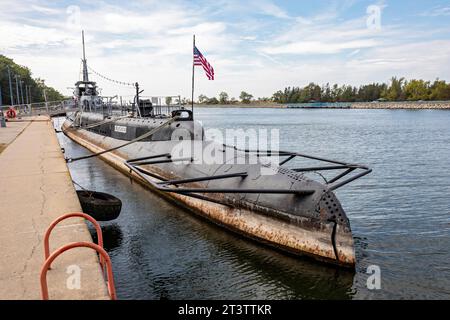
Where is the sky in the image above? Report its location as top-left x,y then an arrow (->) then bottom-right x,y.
1,0 -> 450,100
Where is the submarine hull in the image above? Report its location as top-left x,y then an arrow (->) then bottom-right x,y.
62,117 -> 356,267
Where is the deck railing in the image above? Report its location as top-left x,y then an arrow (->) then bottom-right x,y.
0,99 -> 76,117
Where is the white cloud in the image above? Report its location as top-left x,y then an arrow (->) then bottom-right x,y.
254,0 -> 291,19
30,4 -> 62,15
262,39 -> 379,55
347,40 -> 450,76
0,22 -> 73,50
420,6 -> 450,17
0,0 -> 449,100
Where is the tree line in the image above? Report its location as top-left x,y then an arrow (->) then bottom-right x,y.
196,77 -> 450,105
272,77 -> 450,103
0,55 -> 64,106
197,91 -> 261,105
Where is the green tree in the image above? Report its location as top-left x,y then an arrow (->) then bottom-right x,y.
339,85 -> 357,102
382,77 -> 406,101
206,97 -> 219,104
404,80 -> 430,101
272,90 -> 284,103
305,83 -> 322,101
0,55 -> 64,105
357,83 -> 387,102
322,83 -> 332,102
269,77 -> 450,104
429,79 -> 450,100
219,91 -> 229,104
198,94 -> 208,104
239,91 -> 253,104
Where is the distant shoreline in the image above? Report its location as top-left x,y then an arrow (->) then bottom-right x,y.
194,103 -> 285,109
193,101 -> 450,110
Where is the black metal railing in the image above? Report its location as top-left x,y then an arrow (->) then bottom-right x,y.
222,144 -> 372,191
124,153 -> 316,201
123,146 -> 371,202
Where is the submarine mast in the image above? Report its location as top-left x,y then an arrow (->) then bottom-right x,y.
82,30 -> 89,82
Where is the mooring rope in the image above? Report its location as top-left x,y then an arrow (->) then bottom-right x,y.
72,180 -> 87,190
71,179 -> 96,198
66,116 -> 179,163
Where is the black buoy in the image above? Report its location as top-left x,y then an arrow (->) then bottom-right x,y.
76,190 -> 122,221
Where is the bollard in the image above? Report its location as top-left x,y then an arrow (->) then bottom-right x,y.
0,111 -> 6,128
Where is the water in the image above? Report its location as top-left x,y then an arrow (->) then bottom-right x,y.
55,108 -> 450,300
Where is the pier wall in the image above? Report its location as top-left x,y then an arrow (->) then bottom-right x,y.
0,117 -> 110,300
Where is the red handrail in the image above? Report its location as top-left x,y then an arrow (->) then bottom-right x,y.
40,242 -> 117,300
44,212 -> 104,269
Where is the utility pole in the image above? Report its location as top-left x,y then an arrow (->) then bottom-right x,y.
25,85 -> 29,105
15,75 -> 20,106
25,85 -> 33,114
43,88 -> 48,114
7,66 -> 14,106
19,80 -> 25,105
28,86 -> 32,104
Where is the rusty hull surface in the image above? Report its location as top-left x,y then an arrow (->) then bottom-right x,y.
62,120 -> 356,267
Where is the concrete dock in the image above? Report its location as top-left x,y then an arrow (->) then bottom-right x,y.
0,116 -> 110,300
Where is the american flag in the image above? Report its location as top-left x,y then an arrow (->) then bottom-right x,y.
194,46 -> 214,80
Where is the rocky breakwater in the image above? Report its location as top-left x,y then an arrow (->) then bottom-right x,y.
351,101 -> 450,109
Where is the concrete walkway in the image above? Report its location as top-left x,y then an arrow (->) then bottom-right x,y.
0,116 -> 110,300
0,120 -> 30,154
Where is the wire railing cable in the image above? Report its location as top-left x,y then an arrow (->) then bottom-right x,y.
87,65 -> 134,87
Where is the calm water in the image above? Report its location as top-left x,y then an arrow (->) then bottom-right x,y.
55,108 -> 450,300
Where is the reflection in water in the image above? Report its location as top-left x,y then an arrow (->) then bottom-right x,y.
123,209 -> 354,300
183,217 -> 355,300
90,223 -> 123,252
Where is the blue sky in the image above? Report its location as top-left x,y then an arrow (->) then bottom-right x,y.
1,0 -> 449,100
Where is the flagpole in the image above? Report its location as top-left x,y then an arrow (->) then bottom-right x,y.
191,34 -> 195,114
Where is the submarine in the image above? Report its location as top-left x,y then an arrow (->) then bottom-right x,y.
62,32 -> 371,268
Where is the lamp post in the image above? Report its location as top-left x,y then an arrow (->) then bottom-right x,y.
7,66 -> 14,106
19,80 -> 25,105
25,85 -> 30,105
15,75 -> 20,106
